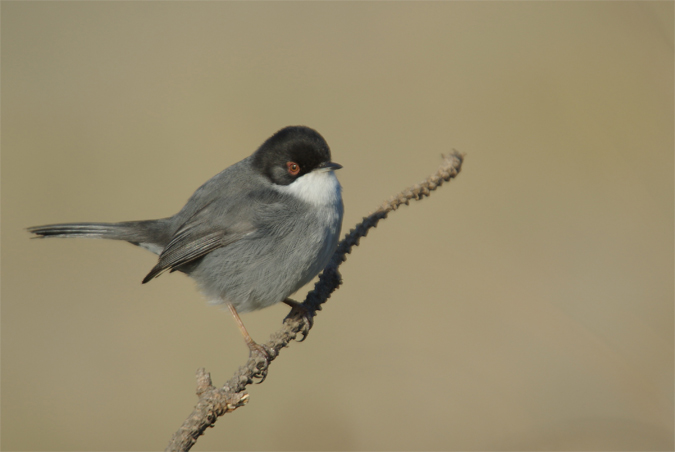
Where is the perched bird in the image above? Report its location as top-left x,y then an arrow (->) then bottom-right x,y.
29,126 -> 344,356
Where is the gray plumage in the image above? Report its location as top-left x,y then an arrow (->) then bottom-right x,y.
28,126 -> 343,313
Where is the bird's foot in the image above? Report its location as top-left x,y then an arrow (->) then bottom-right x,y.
246,341 -> 270,383
282,298 -> 314,341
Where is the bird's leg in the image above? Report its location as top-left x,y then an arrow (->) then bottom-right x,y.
227,303 -> 268,357
282,298 -> 314,341
227,303 -> 269,381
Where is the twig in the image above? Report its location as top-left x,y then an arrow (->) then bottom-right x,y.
165,151 -> 465,451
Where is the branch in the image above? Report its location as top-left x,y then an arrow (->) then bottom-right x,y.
165,151 -> 465,451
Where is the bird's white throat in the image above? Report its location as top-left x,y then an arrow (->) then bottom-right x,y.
273,170 -> 342,207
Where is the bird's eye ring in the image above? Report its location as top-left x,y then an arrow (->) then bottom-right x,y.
287,162 -> 300,175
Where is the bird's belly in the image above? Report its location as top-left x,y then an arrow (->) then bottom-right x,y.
188,209 -> 341,313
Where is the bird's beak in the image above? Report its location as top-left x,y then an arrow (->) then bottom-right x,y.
316,161 -> 343,172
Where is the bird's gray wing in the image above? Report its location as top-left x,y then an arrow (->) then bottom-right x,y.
141,200 -> 255,283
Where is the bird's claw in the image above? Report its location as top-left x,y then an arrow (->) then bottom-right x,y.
282,298 -> 314,342
248,342 -> 270,383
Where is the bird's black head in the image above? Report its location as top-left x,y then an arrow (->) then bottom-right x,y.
252,126 -> 341,186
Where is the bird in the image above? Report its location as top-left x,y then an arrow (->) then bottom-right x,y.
28,126 -> 344,357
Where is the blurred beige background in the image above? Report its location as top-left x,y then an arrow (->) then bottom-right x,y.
2,2 -> 673,451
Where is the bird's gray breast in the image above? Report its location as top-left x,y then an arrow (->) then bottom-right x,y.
189,184 -> 343,313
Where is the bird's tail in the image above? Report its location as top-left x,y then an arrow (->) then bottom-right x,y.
28,219 -> 172,249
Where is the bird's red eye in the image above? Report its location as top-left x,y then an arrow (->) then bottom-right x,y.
287,162 -> 300,175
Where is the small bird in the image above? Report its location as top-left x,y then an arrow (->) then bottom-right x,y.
29,126 -> 344,356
